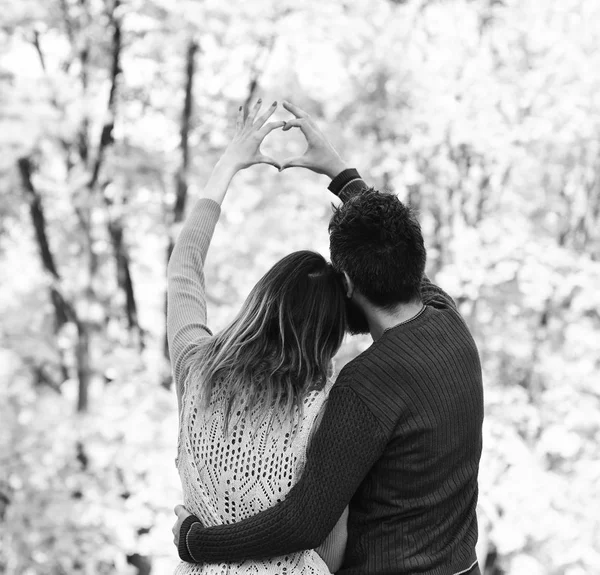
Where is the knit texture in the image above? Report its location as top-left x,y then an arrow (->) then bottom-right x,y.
167,198 -> 346,574
167,198 -> 220,390
179,178 -> 484,575
175,370 -> 336,574
328,168 -> 361,195
178,517 -> 200,562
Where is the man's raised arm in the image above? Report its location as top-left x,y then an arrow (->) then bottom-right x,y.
280,99 -> 457,312
327,168 -> 370,203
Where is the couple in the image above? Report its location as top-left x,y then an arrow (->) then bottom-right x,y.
167,99 -> 483,575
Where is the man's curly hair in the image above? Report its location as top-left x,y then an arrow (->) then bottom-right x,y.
328,188 -> 426,307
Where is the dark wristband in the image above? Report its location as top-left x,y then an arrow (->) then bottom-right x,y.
328,168 -> 362,197
178,515 -> 202,562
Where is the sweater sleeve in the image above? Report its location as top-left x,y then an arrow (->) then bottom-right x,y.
178,381 -> 389,563
167,198 -> 221,389
327,168 -> 369,202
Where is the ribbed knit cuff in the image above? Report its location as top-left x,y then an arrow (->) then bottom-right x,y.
178,515 -> 202,562
328,168 -> 361,197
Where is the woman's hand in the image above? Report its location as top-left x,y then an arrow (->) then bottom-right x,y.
201,100 -> 284,205
219,99 -> 285,173
172,504 -> 193,547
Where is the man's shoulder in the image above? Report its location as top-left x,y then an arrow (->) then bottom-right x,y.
334,347 -> 408,434
337,334 -> 412,381
335,344 -> 383,388
337,332 -> 412,375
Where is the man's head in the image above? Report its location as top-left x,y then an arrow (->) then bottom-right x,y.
328,188 -> 426,334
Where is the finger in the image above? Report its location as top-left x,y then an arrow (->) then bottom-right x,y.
257,120 -> 285,138
282,119 -> 321,147
255,154 -> 282,170
282,118 -> 304,132
279,156 -> 309,171
282,100 -> 308,119
246,98 -> 263,125
282,119 -> 317,135
174,504 -> 186,516
254,101 -> 278,129
235,106 -> 244,132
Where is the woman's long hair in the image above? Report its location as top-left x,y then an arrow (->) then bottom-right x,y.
192,250 -> 347,433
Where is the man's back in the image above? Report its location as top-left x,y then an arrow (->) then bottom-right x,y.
338,292 -> 483,574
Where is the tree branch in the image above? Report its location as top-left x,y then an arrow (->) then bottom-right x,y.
103,184 -> 143,345
59,0 -> 76,71
172,38 -> 199,231
243,33 -> 277,113
31,30 -> 47,72
18,158 -> 60,280
88,0 -> 122,190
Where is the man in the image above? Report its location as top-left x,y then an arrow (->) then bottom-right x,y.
173,101 -> 484,575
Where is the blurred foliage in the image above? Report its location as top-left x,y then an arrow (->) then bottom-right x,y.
1,0 -> 599,573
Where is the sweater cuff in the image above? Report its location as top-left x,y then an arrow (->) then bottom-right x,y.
328,168 -> 362,197
178,515 -> 202,562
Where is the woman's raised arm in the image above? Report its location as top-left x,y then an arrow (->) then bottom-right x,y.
167,101 -> 284,411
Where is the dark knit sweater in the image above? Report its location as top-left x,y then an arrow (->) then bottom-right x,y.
178,171 -> 484,575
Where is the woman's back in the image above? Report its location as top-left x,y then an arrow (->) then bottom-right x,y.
175,375 -> 333,575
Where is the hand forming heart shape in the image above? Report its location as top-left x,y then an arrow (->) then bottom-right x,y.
225,99 -> 348,179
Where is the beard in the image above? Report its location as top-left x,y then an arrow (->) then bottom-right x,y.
345,297 -> 371,335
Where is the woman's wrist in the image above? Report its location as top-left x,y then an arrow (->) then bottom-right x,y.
201,157 -> 239,205
214,155 -> 241,178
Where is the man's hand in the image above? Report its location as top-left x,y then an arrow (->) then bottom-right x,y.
279,101 -> 348,178
172,504 -> 193,547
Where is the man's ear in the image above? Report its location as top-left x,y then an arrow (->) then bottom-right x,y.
342,271 -> 354,299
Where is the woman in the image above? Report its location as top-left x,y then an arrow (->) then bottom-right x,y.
168,100 -> 348,574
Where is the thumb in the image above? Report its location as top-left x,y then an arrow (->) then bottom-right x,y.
174,504 -> 187,517
256,155 -> 281,170
279,155 -> 309,171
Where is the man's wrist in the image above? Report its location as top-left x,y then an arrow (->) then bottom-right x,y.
323,158 -> 350,180
328,168 -> 362,197
178,515 -> 202,562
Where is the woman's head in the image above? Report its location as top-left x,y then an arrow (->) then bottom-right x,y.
194,250 -> 347,430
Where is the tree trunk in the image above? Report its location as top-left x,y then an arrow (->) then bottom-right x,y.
85,1 -> 143,347
126,553 -> 152,575
107,211 -> 143,348
75,318 -> 91,412
163,38 -> 199,386
18,156 -> 91,409
88,0 -> 122,192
